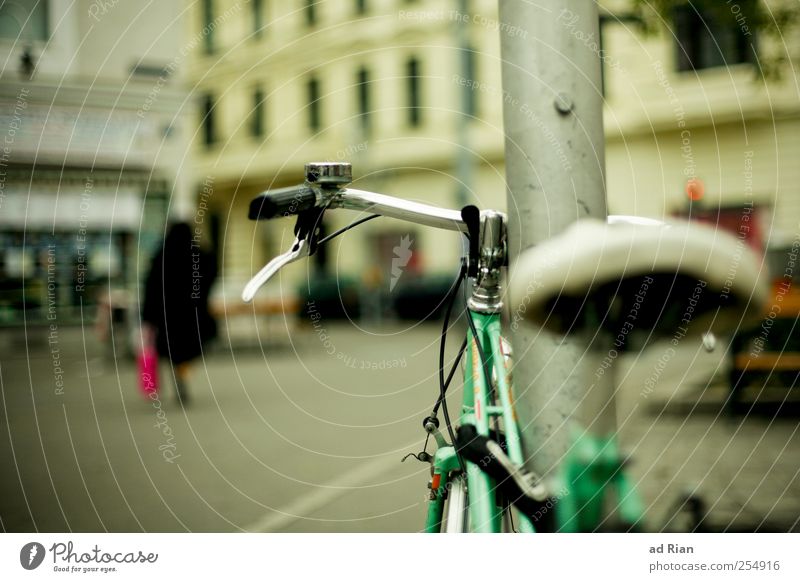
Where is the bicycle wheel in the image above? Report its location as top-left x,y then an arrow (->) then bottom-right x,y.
442,474 -> 469,533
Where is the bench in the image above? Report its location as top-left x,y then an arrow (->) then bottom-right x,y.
210,295 -> 302,349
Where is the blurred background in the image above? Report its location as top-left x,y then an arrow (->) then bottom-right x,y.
0,0 -> 799,532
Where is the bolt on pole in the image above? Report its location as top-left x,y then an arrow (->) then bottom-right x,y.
498,1 -> 613,480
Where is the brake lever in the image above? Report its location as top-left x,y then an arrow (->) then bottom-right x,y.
241,237 -> 310,302
241,206 -> 327,303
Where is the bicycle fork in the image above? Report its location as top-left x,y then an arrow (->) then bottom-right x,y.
425,311 -> 536,533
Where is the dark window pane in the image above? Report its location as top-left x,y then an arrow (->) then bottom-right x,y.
673,4 -> 755,72
253,0 -> 264,38
0,0 -> 48,41
308,77 -> 321,132
202,0 -> 214,54
201,93 -> 216,146
464,46 -> 477,117
251,88 -> 265,137
306,0 -> 316,26
406,57 -> 421,127
357,67 -> 370,132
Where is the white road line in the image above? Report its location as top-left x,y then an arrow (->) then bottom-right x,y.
244,454 -> 405,532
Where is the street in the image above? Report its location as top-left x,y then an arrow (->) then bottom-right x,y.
1,321 -> 798,532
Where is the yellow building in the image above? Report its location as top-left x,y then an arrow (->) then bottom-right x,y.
186,0 -> 799,306
602,0 -> 800,249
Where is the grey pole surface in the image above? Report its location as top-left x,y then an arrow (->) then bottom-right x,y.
454,0 -> 472,209
498,1 -> 613,479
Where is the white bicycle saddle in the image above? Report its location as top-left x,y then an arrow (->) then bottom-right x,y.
509,216 -> 769,345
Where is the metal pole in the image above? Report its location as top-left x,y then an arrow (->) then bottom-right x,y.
454,0 -> 472,209
498,1 -> 613,479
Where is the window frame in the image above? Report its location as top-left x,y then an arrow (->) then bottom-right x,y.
307,76 -> 321,133
672,4 -> 756,73
356,66 -> 370,133
202,0 -> 214,55
252,0 -> 265,39
406,57 -> 421,128
305,0 -> 316,27
0,0 -> 49,41
201,93 -> 217,148
250,86 -> 266,138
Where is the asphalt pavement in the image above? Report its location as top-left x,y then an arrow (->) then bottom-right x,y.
1,320 -> 798,532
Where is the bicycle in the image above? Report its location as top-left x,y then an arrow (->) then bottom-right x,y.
242,162 -> 767,533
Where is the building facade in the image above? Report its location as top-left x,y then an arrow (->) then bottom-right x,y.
0,0 -> 193,326
185,0 -> 799,307
602,0 -> 800,251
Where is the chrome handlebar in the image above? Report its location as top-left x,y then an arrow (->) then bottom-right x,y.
330,188 -> 468,233
242,184 -> 485,303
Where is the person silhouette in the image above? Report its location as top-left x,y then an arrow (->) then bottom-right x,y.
142,222 -> 217,405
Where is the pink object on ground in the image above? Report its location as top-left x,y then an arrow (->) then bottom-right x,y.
137,344 -> 159,396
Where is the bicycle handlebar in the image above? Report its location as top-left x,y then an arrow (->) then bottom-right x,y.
248,184 -> 319,219
242,180 -> 480,302
248,184 -> 471,231
332,188 -> 468,232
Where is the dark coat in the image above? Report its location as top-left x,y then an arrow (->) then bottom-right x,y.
142,223 -> 217,364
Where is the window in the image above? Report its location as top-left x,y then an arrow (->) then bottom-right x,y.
463,46 -> 477,117
0,0 -> 48,41
202,0 -> 214,54
250,87 -> 265,138
307,76 -> 321,132
406,57 -> 421,127
356,67 -> 370,132
673,4 -> 754,72
355,0 -> 367,15
252,0 -> 265,39
305,0 -> 316,27
130,63 -> 170,78
201,93 -> 216,147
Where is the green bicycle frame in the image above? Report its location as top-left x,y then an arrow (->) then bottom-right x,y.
425,310 -> 535,533
423,309 -> 644,533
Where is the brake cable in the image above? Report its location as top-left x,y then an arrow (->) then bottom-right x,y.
436,261 -> 468,459
314,211 -> 472,470
316,214 -> 381,246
